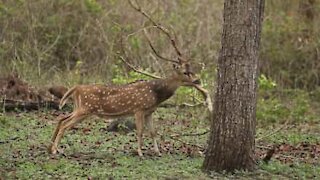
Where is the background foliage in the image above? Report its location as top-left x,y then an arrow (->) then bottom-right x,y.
1,0 -> 318,90
0,0 -> 221,87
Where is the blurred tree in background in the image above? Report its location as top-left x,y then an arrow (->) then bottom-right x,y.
0,0 -> 319,90
261,0 -> 320,90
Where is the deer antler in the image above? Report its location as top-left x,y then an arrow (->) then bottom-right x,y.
128,0 -> 185,64
127,0 -> 213,113
118,32 -> 161,79
118,56 -> 161,79
142,28 -> 179,63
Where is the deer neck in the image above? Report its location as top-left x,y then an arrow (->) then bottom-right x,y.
151,77 -> 182,103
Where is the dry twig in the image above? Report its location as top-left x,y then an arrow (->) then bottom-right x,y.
157,132 -> 205,150
256,120 -> 292,142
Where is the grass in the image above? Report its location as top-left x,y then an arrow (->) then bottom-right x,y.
0,92 -> 320,179
0,110 -> 209,179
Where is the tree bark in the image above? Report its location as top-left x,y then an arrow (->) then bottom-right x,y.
202,0 -> 265,172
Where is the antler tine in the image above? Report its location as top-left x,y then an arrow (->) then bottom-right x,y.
118,33 -> 162,79
143,28 -> 179,64
128,0 -> 185,64
118,55 -> 161,79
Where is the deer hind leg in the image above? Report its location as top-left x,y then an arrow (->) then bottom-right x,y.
145,114 -> 161,156
50,114 -> 73,144
134,111 -> 145,157
49,114 -> 74,154
49,110 -> 88,154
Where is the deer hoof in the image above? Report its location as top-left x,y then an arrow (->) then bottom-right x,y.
49,148 -> 57,155
48,145 -> 58,154
137,150 -> 143,157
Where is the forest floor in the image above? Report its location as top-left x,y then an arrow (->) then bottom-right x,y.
0,93 -> 320,179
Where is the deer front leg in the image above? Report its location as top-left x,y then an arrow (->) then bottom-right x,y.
134,111 -> 145,157
145,114 -> 161,156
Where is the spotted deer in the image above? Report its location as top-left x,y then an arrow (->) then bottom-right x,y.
48,1 -> 208,156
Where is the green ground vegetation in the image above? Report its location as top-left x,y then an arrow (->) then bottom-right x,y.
1,83 -> 319,179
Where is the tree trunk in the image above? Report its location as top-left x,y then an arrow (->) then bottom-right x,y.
202,0 -> 265,172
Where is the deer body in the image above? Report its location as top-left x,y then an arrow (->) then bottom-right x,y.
49,75 -> 196,156
60,78 -> 181,117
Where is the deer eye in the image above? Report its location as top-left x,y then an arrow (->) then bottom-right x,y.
183,72 -> 190,76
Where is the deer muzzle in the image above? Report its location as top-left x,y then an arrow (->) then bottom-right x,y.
192,79 -> 201,85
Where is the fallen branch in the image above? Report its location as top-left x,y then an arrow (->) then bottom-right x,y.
256,120 -> 292,142
170,130 -> 209,137
1,99 -> 60,112
157,132 -> 205,150
256,145 -> 304,163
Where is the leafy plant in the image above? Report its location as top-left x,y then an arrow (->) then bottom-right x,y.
84,0 -> 102,14
259,74 -> 276,91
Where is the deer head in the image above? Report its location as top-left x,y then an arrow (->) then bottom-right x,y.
170,63 -> 201,86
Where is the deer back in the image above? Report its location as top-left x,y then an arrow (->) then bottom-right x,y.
68,79 -> 179,117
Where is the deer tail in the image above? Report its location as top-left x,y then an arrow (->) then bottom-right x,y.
59,86 -> 76,109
